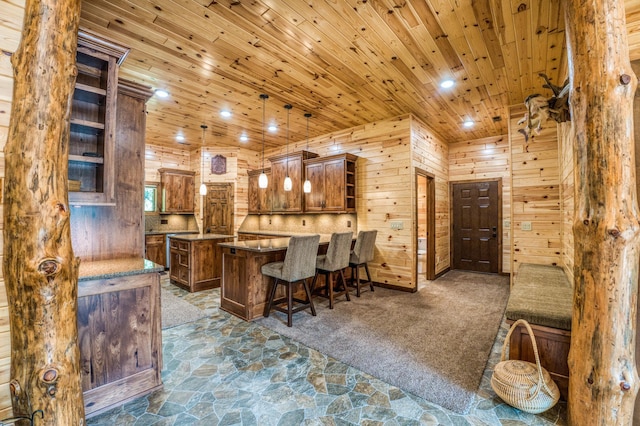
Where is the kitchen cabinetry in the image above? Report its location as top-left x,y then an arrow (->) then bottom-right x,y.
248,168 -> 272,214
169,234 -> 233,292
145,234 -> 166,266
78,259 -> 163,417
269,151 -> 318,213
159,168 -> 195,213
68,32 -> 128,206
304,153 -> 357,213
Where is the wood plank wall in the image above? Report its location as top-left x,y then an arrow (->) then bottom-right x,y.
448,135 -> 512,273
558,122 -> 575,283
144,144 -> 260,234
411,118 -> 451,276
258,114 -> 449,290
509,104 -> 562,275
0,0 -> 22,417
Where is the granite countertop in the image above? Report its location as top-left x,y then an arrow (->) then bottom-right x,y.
168,233 -> 235,241
78,257 -> 164,282
145,230 -> 199,236
219,234 -> 335,253
237,230 -> 294,237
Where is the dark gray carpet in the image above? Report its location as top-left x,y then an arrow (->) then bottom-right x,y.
161,289 -> 207,329
256,270 -> 510,414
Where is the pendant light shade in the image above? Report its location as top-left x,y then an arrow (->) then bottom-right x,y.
283,104 -> 293,192
303,113 -> 312,193
200,124 -> 208,196
259,94 -> 269,188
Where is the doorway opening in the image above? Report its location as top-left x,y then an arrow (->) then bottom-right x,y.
416,170 -> 436,282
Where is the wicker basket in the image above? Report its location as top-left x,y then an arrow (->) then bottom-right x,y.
491,319 -> 561,414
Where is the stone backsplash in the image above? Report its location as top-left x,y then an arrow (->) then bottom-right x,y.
145,214 -> 199,233
239,213 -> 357,235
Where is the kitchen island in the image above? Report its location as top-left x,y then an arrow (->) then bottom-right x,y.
219,235 -> 335,321
78,257 -> 164,417
168,233 -> 234,292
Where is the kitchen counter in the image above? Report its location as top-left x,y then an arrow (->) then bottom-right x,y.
144,229 -> 198,236
79,257 -> 163,282
169,233 -> 235,241
219,234 -> 332,253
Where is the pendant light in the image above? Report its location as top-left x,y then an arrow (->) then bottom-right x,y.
283,104 -> 293,192
199,124 -> 208,196
303,113 -> 312,193
258,94 -> 269,189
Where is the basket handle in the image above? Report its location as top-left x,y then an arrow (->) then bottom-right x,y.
502,318 -> 556,399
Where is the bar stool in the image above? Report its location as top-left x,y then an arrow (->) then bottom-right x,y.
349,230 -> 377,297
311,231 -> 353,309
262,234 -> 320,327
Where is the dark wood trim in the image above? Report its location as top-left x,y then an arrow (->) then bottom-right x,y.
371,281 -> 415,292
434,267 -> 450,279
414,168 -> 436,289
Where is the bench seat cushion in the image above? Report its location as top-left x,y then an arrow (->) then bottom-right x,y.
506,263 -> 573,331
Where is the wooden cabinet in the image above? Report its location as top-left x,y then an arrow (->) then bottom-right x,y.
145,234 -> 166,266
169,236 -> 232,292
304,153 -> 357,213
268,151 -> 318,213
68,32 -> 127,206
159,168 -> 195,213
78,270 -> 162,416
248,168 -> 272,214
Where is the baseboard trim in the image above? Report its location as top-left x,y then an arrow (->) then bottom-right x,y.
372,281 -> 415,292
434,267 -> 450,279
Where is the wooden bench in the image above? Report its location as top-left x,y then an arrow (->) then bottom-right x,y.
505,263 -> 573,400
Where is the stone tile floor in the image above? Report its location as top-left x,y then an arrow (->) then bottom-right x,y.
87,276 -> 567,425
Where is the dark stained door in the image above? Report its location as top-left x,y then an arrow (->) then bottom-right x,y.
204,183 -> 234,235
452,181 -> 499,273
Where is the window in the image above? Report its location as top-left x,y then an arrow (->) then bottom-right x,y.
144,185 -> 157,212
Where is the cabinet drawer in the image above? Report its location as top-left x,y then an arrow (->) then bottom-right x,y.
146,234 -> 164,245
177,241 -> 190,251
169,239 -> 180,249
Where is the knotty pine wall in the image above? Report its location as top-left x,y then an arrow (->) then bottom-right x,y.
257,114 -> 450,289
0,0 -> 21,418
448,135 -> 512,273
558,122 -> 575,283
509,104 -> 563,275
411,118 -> 451,275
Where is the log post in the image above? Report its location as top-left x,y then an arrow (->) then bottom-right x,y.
565,0 -> 640,423
4,0 -> 85,424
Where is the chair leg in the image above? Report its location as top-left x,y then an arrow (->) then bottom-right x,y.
327,271 -> 334,309
265,278 -> 279,317
286,281 -> 294,327
339,269 -> 350,301
364,263 -> 374,292
310,271 -> 319,294
302,278 -> 316,316
353,265 -> 361,297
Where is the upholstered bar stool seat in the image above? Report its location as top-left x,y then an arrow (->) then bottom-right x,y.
349,230 -> 377,297
311,232 -> 353,309
262,234 -> 320,327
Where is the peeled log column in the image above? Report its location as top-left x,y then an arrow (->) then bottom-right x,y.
4,0 -> 84,424
565,0 -> 640,424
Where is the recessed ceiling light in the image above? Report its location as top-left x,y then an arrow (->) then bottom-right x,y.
440,79 -> 455,89
155,89 -> 169,98
463,120 -> 475,128
220,110 -> 232,118
268,124 -> 278,132
239,134 -> 248,142
175,135 -> 185,142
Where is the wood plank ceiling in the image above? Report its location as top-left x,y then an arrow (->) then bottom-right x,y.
77,0 -> 587,151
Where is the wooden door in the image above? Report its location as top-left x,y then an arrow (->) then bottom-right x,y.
204,183 -> 234,235
451,180 -> 500,273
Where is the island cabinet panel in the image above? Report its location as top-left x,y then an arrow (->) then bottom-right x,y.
169,236 -> 233,292
77,272 -> 162,417
220,247 -> 286,320
304,153 -> 357,213
269,151 -> 319,213
247,168 -> 272,214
